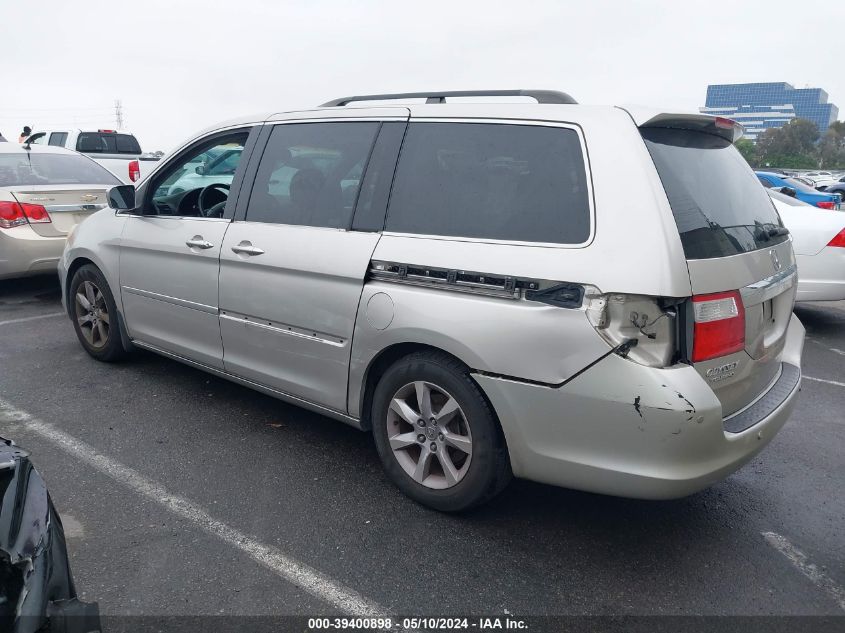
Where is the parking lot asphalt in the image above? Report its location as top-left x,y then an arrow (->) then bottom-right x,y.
0,274 -> 843,617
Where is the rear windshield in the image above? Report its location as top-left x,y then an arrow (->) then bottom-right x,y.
76,132 -> 142,154
0,152 -> 122,187
642,128 -> 787,259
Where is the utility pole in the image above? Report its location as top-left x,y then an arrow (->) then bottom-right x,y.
114,99 -> 124,129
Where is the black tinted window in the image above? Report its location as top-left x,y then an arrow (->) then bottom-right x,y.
76,133 -> 141,154
246,122 -> 379,228
385,123 -> 591,244
352,122 -> 406,232
48,132 -> 68,147
642,128 -> 787,259
115,134 -> 142,153
0,152 -> 122,187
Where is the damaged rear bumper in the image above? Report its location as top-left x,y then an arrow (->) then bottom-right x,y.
473,314 -> 805,500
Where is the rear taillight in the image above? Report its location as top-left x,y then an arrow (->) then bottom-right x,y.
21,203 -> 50,223
0,201 -> 50,228
692,290 -> 745,362
128,160 -> 140,183
0,201 -> 26,228
816,201 -> 835,210
828,228 -> 845,248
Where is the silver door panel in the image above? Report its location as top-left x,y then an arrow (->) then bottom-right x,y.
122,289 -> 223,366
120,216 -> 230,368
219,222 -> 381,411
132,339 -> 362,428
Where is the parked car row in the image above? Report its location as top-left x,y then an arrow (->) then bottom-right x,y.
767,169 -> 845,193
755,171 -> 842,209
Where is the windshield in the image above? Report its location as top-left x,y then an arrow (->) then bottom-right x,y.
784,177 -> 820,194
0,152 -> 122,187
642,128 -> 787,259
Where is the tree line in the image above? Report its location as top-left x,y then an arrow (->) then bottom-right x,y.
735,118 -> 845,169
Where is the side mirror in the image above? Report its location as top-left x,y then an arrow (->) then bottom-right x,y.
108,184 -> 136,211
195,164 -> 206,175
780,187 -> 797,198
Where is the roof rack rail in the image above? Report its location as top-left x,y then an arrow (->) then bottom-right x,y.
320,89 -> 577,107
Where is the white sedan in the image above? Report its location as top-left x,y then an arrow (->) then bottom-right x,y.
768,189 -> 845,301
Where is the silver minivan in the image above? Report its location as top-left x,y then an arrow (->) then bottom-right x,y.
59,90 -> 804,511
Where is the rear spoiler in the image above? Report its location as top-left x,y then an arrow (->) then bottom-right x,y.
620,107 -> 744,143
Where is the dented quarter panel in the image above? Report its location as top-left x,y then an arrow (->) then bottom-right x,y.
347,280 -> 612,417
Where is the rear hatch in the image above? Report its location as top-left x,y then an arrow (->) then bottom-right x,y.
640,117 -> 797,417
11,185 -> 110,237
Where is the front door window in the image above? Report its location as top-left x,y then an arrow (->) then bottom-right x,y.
149,135 -> 248,218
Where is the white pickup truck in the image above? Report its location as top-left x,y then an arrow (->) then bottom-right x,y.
25,129 -> 160,184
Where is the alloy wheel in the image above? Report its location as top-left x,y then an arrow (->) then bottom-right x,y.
386,381 -> 473,490
74,280 -> 110,349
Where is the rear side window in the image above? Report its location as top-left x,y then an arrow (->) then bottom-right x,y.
246,122 -> 379,229
385,123 -> 591,244
76,133 -> 141,154
642,128 -> 787,259
48,132 -> 68,147
0,152 -> 122,187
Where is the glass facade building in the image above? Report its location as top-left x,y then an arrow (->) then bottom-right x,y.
701,82 -> 838,141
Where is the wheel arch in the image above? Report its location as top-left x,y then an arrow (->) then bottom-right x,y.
65,254 -> 134,353
354,342 -> 505,448
64,256 -> 98,317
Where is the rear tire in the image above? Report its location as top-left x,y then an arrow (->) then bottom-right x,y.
69,264 -> 126,362
371,351 -> 511,511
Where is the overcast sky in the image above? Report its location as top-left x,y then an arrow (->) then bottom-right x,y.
0,0 -> 840,152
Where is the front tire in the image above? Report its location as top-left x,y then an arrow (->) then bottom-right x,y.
372,351 -> 511,511
69,264 -> 126,362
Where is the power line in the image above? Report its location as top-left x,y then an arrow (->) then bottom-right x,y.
0,107 -> 114,113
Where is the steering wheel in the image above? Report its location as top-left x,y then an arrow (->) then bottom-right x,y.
197,183 -> 230,217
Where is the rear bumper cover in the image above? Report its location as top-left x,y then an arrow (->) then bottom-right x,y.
474,313 -> 805,500
0,226 -> 65,280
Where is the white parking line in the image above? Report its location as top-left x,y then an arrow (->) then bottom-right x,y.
762,532 -> 845,612
0,312 -> 65,326
0,398 -> 388,617
804,376 -> 845,388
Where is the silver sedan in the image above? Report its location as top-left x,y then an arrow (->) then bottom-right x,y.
0,143 -> 121,280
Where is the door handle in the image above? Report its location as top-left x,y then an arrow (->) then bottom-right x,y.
231,241 -> 265,256
186,236 -> 214,249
